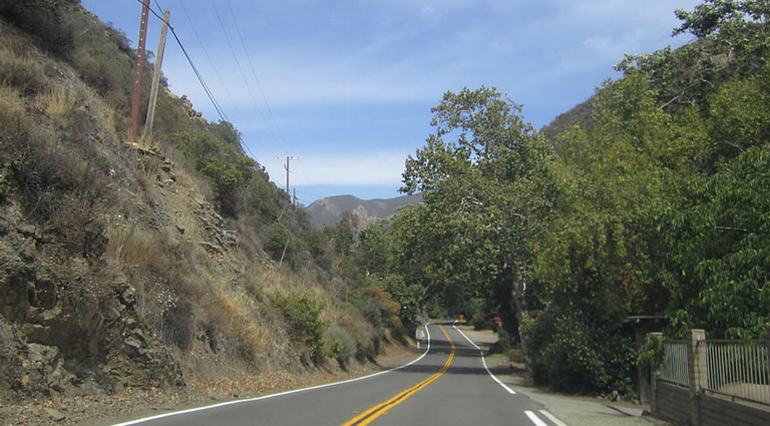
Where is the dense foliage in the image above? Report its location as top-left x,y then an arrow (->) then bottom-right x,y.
346,0 -> 770,395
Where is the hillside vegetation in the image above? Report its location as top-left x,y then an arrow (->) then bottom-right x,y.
0,0 -> 403,407
3,0 -> 769,412
339,0 -> 770,397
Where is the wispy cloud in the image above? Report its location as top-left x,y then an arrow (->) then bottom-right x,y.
256,151 -> 408,187
86,0 -> 703,193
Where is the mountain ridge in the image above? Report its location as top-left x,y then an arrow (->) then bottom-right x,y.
305,193 -> 422,228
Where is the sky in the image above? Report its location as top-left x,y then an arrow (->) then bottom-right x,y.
81,0 -> 700,205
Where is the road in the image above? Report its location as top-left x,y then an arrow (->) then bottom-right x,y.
115,322 -> 567,426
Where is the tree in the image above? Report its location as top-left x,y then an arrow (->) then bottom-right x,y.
398,87 -> 558,335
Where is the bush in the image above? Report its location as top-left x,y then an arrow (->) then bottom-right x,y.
271,292 -> 329,363
0,0 -> 79,57
326,324 -> 356,369
636,333 -> 664,383
1,83 -> 110,259
466,297 -> 494,330
425,298 -> 448,319
0,48 -> 48,96
490,328 -> 512,354
521,308 -> 635,395
349,284 -> 401,330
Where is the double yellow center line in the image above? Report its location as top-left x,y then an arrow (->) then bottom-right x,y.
341,324 -> 456,426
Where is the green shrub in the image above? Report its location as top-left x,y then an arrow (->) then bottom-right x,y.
521,308 -> 635,395
271,292 -> 328,363
326,324 -> 356,369
349,284 -> 401,331
466,297 -> 494,330
263,222 -> 292,263
490,328 -> 512,354
636,333 -> 664,384
425,298 -> 447,319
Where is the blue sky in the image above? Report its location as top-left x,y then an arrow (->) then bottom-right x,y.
82,0 -> 699,205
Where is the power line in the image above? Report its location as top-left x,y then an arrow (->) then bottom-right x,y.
138,0 -> 304,189
208,0 -> 286,156
223,1 -> 312,187
224,0 -> 294,153
178,2 -> 245,123
137,0 -> 228,123
137,0 -> 263,162
177,1 -> 277,158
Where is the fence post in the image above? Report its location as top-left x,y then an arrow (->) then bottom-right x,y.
766,325 -> 770,404
688,329 -> 706,426
648,332 -> 663,415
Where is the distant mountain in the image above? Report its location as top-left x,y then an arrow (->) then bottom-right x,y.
540,96 -> 594,143
305,194 -> 423,228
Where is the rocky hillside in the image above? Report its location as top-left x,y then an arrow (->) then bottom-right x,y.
305,194 -> 422,228
0,1 -> 402,415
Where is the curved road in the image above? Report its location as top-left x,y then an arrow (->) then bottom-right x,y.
115,323 -> 567,426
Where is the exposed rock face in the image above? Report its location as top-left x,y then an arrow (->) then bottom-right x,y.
0,209 -> 184,401
348,205 -> 378,231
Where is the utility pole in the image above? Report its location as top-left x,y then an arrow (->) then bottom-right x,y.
279,156 -> 298,204
141,9 -> 171,148
130,0 -> 150,144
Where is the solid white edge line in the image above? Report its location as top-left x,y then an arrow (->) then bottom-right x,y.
451,322 -> 516,395
524,410 -> 549,426
539,409 -> 568,426
112,323 -> 434,425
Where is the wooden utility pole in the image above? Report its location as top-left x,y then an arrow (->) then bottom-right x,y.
279,156 -> 298,204
141,9 -> 171,148
130,0 -> 151,144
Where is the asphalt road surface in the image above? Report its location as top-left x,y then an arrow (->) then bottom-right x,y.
115,322 -> 568,426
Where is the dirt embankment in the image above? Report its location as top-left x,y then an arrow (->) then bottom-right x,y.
1,334 -> 419,426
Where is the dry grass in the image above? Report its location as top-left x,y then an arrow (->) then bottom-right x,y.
0,84 -> 26,130
106,223 -> 290,366
106,226 -> 159,268
0,48 -> 47,96
35,84 -> 79,119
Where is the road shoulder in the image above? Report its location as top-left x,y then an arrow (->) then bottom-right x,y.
457,326 -> 670,426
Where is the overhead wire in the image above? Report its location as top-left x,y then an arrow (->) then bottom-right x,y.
178,2 -> 246,123
222,0 -> 310,189
136,0 -> 264,163
208,0 -> 288,156
176,0 -> 279,159
137,0 -> 301,189
207,0 -> 304,190
224,0 -> 294,152
138,0 -> 228,124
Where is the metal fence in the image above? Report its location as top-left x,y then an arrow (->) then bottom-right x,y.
661,340 -> 690,386
701,340 -> 769,405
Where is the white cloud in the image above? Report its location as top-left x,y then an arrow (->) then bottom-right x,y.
255,151 -> 408,186
420,6 -> 435,17
158,0 -> 703,127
